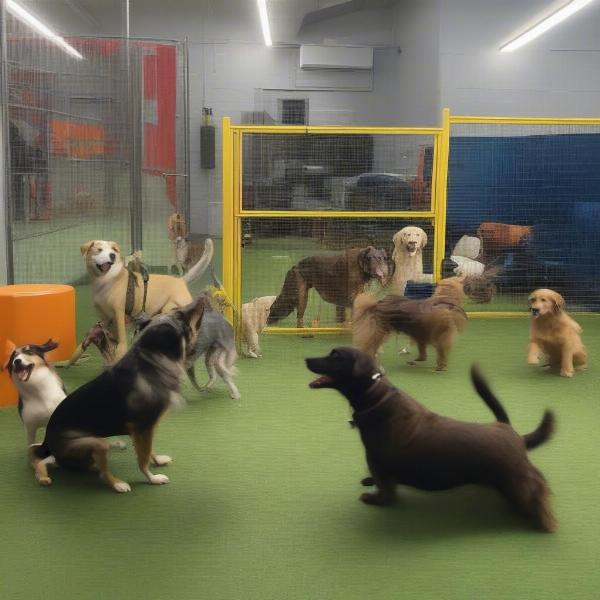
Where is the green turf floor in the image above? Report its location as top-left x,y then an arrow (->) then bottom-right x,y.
1,313 -> 599,600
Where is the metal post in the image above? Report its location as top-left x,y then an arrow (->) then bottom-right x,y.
183,38 -> 191,228
0,0 -> 13,284
128,43 -> 143,251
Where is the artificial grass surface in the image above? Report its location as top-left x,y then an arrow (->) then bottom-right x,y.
1,313 -> 599,600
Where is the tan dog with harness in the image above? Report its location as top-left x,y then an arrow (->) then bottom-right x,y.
80,238 -> 214,360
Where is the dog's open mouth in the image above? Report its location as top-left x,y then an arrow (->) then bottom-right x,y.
375,268 -> 386,283
531,308 -> 540,318
96,262 -> 113,274
13,363 -> 34,382
309,375 -> 334,389
406,242 -> 418,256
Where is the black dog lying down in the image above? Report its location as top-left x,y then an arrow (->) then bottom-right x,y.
306,347 -> 556,532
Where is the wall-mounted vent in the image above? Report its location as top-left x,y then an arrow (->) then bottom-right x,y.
278,98 -> 308,125
299,45 -> 373,70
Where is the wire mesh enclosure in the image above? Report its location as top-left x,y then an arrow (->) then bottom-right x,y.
3,10 -> 188,284
447,118 -> 600,312
223,121 -> 446,332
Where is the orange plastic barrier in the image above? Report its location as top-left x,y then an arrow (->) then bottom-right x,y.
0,284 -> 76,407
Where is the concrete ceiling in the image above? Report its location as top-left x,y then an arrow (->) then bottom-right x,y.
21,0 -> 401,42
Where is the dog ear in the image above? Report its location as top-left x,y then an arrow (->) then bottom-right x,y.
36,338 -> 59,354
551,291 -> 566,313
381,248 -> 396,276
0,340 -> 16,371
181,294 -> 208,331
80,240 -> 95,255
420,230 -> 428,248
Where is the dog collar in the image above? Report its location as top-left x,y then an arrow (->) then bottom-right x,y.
348,372 -> 385,428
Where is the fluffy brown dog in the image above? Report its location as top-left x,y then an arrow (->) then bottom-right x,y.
267,247 -> 393,328
353,276 -> 473,371
306,347 -> 556,532
527,288 -> 587,378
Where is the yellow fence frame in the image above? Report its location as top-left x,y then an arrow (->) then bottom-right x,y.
223,110 -> 600,331
223,119 -> 448,333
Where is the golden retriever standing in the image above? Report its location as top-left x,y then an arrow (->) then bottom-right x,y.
390,226 -> 432,295
527,288 -> 587,378
80,239 -> 213,361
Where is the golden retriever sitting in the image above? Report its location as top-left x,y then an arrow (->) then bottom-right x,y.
80,239 -> 213,360
527,289 -> 587,378
241,296 -> 277,358
390,226 -> 432,295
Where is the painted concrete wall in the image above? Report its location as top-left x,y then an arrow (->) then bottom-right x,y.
439,0 -> 600,117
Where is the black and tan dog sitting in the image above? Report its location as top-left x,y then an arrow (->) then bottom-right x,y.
31,295 -> 207,492
268,246 -> 394,329
305,347 -> 556,532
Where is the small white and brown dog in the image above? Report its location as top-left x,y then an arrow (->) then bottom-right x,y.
390,226 -> 433,295
2,339 -> 65,447
241,296 -> 277,358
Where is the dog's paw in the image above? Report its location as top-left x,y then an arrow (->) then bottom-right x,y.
110,439 -> 127,450
361,477 -> 374,487
113,481 -> 131,493
247,350 -> 259,359
528,357 -> 540,365
230,391 -> 242,400
360,492 -> 393,506
36,475 -> 52,486
560,370 -> 574,378
148,473 -> 170,485
435,366 -> 447,372
151,454 -> 172,466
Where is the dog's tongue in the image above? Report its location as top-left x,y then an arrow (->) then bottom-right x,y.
375,267 -> 384,281
98,262 -> 112,273
309,375 -> 333,388
16,366 -> 31,382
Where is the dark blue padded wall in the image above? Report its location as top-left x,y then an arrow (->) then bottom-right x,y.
446,133 -> 600,309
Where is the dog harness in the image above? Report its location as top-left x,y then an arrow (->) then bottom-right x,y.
125,262 -> 150,317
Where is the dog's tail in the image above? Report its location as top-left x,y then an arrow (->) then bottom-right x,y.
352,293 -> 386,355
267,267 -> 299,325
523,411 -> 555,450
470,364 -> 511,424
182,238 -> 214,284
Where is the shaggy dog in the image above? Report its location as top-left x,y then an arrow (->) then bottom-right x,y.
390,226 -> 432,295
80,238 -> 213,360
241,296 -> 277,358
306,347 -> 556,532
267,246 -> 393,329
527,288 -> 587,378
353,276 -> 492,371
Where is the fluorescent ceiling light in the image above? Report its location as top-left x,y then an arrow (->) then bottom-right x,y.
6,0 -> 84,59
500,0 -> 595,52
257,0 -> 273,47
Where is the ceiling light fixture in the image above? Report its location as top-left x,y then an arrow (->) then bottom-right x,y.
6,0 -> 84,59
500,0 -> 595,52
257,0 -> 273,47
